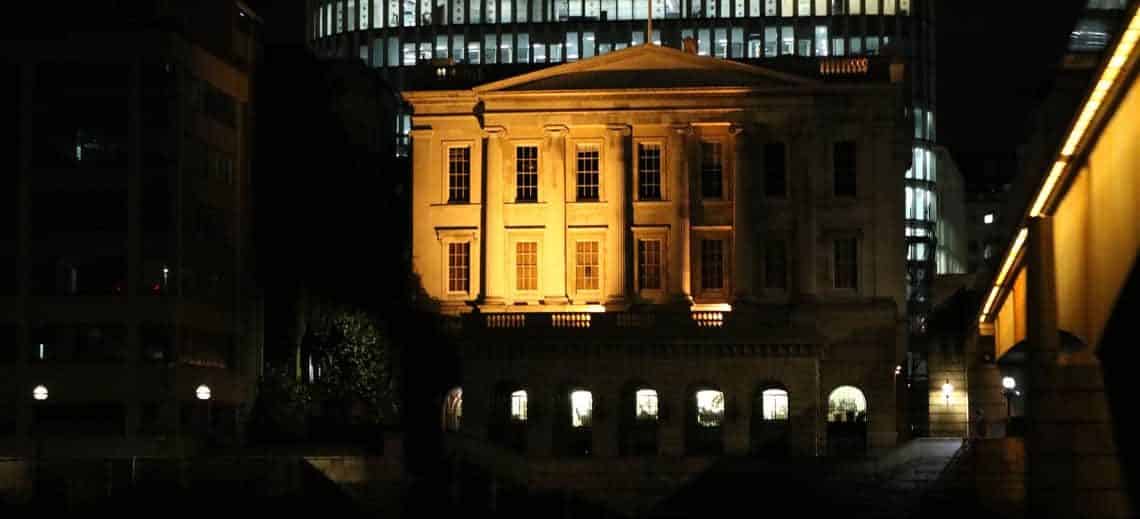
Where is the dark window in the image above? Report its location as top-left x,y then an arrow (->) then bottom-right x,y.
764,142 -> 786,197
834,141 -> 857,196
448,147 -> 470,203
638,143 -> 662,200
701,239 -> 724,290
764,239 -> 787,290
701,141 -> 723,199
576,146 -> 600,201
834,238 -> 858,289
638,239 -> 663,290
516,146 -> 538,202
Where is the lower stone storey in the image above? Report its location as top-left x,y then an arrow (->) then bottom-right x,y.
444,338 -> 900,460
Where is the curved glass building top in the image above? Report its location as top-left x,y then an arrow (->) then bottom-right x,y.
307,0 -> 931,71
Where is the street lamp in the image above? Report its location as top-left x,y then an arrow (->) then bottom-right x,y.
1002,376 -> 1016,419
195,385 -> 211,400
32,385 -> 49,401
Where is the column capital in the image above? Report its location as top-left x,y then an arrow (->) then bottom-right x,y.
605,123 -> 632,136
670,123 -> 694,136
482,125 -> 508,139
543,124 -> 569,136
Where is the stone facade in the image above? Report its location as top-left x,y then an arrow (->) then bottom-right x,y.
405,44 -> 910,492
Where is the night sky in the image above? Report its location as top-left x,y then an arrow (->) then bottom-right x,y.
936,2 -> 1089,188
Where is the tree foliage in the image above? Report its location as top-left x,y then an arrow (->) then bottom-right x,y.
303,305 -> 401,426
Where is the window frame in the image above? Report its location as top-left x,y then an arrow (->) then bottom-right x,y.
438,229 -> 478,300
447,241 -> 471,294
832,140 -> 857,197
633,227 -> 668,299
695,231 -> 731,300
635,139 -> 666,202
443,142 -> 474,204
514,144 -> 539,203
569,232 -> 605,302
573,141 -> 603,202
699,139 -> 726,200
833,236 -> 859,291
763,141 -> 787,198
508,230 -> 544,300
763,235 -> 789,292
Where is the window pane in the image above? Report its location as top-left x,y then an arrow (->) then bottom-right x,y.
781,26 -> 794,55
764,239 -> 787,289
511,390 -> 528,421
576,145 -> 600,200
833,140 -> 856,196
762,389 -> 789,420
638,143 -> 662,200
700,141 -> 722,198
701,239 -> 724,290
696,390 -> 725,427
638,239 -> 662,290
636,389 -> 659,420
517,147 -> 538,204
571,390 -> 593,427
448,147 -> 470,202
814,25 -> 828,56
576,241 -> 600,291
448,242 -> 470,292
516,242 -> 538,291
834,238 -> 858,289
764,142 -> 786,197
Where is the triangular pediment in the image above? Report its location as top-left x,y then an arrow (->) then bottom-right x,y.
474,44 -> 820,93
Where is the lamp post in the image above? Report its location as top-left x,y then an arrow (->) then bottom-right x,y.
196,385 -> 211,443
31,385 -> 48,502
1001,376 -> 1016,419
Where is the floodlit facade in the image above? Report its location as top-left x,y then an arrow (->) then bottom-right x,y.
0,1 -> 262,455
408,44 -> 910,508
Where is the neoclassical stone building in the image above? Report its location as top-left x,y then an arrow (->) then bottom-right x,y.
405,44 -> 909,501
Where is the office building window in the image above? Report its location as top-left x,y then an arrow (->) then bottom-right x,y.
576,145 -> 600,201
834,238 -> 858,289
448,147 -> 470,203
701,141 -> 723,199
638,239 -> 663,290
516,146 -> 538,202
575,241 -> 600,291
516,242 -> 538,291
638,143 -> 662,200
833,141 -> 856,196
701,239 -> 725,290
764,239 -> 787,289
764,142 -> 786,197
448,242 -> 470,292
781,26 -> 794,55
764,27 -> 778,57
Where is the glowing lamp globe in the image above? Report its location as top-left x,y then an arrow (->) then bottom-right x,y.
195,384 -> 212,401
33,385 -> 48,401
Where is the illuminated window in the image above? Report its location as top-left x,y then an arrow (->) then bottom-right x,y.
833,141 -> 856,196
448,147 -> 470,203
827,385 -> 867,422
781,0 -> 793,16
516,146 -> 538,202
700,141 -> 723,199
815,0 -> 827,14
847,0 -> 861,14
780,26 -> 794,55
448,242 -> 470,292
883,0 -> 894,15
636,389 -> 659,420
575,241 -> 600,291
764,27 -> 777,57
576,145 -> 600,201
797,0 -> 810,15
764,239 -> 787,290
814,25 -> 828,56
571,390 -> 593,427
983,212 -> 994,225
516,242 -> 538,291
701,239 -> 725,291
443,387 -> 463,431
696,390 -> 725,427
834,238 -> 858,289
638,143 -> 662,200
764,142 -> 786,197
511,390 -> 528,421
638,239 -> 662,290
865,0 -> 878,14
830,0 -> 844,13
766,0 -> 777,16
762,389 -> 789,420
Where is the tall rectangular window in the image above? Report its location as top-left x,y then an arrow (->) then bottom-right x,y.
516,146 -> 538,202
638,143 -> 662,200
834,238 -> 857,289
764,239 -> 787,289
764,142 -> 786,197
575,241 -> 600,291
701,239 -> 725,290
766,0 -> 777,15
448,147 -> 471,203
576,145 -> 600,201
781,26 -> 794,55
516,242 -> 538,291
764,27 -> 778,56
638,239 -> 662,290
833,140 -> 856,196
848,0 -> 861,14
701,141 -> 723,199
797,0 -> 810,15
448,242 -> 470,292
814,25 -> 828,56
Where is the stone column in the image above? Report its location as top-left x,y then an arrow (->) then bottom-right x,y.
605,124 -> 631,307
793,129 -> 817,300
668,124 -> 693,304
482,126 -> 508,307
730,124 -> 754,303
543,125 -> 569,305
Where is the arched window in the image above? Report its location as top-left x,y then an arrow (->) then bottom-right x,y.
695,389 -> 725,427
510,389 -> 528,422
761,388 -> 788,421
635,389 -> 659,421
827,385 -> 867,423
571,390 -> 593,427
442,387 -> 463,431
